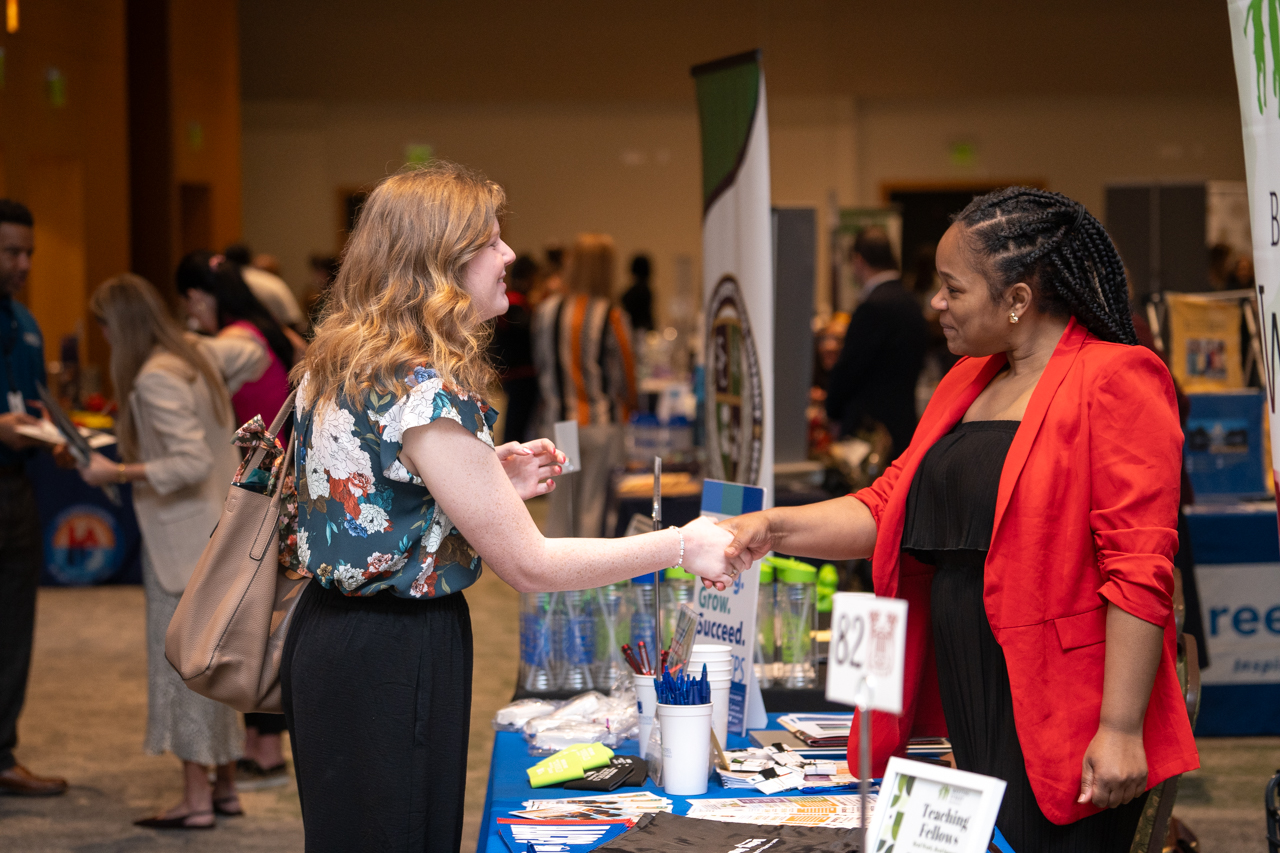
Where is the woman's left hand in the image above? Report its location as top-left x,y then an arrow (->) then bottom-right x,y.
496,439 -> 564,500
79,451 -> 121,488
1077,724 -> 1148,808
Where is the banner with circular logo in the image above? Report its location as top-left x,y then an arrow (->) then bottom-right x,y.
707,275 -> 764,485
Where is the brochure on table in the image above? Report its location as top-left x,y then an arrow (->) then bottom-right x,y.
695,479 -> 768,735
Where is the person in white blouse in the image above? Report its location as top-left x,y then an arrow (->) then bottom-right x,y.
79,273 -> 268,830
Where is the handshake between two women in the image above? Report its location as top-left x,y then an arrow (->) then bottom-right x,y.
665,511 -> 776,592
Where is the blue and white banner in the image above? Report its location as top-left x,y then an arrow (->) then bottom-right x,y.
696,479 -> 768,734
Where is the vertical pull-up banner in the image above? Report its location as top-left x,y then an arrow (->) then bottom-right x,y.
1229,1 -> 1280,526
692,50 -> 775,504
693,50 -> 773,733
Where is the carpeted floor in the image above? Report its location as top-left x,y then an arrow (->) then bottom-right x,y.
0,563 -> 520,853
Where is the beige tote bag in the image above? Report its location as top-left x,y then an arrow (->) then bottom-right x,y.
165,391 -> 308,714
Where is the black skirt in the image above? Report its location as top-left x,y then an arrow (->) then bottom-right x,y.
281,581 -> 474,853
929,552 -> 1146,852
904,421 -> 1147,852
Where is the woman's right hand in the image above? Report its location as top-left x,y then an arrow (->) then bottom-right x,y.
718,510 -> 777,576
679,516 -> 736,590
78,451 -> 120,487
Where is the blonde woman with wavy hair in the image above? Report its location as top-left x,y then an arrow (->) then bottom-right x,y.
79,273 -> 268,829
282,163 -> 736,853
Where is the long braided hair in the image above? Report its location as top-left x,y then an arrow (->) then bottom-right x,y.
953,187 -> 1137,345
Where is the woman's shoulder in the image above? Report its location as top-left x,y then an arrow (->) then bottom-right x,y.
1076,337 -> 1172,385
372,365 -> 497,446
137,347 -> 195,385
220,320 -> 266,345
303,365 -> 496,443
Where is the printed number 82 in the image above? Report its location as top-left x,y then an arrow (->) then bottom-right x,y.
834,612 -> 864,670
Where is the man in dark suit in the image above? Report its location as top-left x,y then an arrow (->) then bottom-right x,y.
825,227 -> 929,461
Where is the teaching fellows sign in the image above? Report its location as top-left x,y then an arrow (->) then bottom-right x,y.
1229,0 -> 1280,523
693,50 -> 774,500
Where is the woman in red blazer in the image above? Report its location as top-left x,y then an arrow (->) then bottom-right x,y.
720,188 -> 1198,851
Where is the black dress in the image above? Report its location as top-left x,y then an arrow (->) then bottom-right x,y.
901,420 -> 1147,853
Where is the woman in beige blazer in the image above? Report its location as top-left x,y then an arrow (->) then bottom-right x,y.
79,274 -> 267,830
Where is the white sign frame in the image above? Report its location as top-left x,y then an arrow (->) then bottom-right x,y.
825,592 -> 908,715
694,482 -> 769,735
867,757 -> 1007,853
552,420 -> 581,473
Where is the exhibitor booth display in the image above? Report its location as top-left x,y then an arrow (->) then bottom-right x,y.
479,48 -> 1102,853
30,36 -> 1260,853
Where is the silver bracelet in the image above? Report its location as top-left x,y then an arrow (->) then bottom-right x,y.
671,526 -> 684,569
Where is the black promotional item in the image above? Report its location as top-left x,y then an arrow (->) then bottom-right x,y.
597,812 -> 859,852
563,756 -> 648,792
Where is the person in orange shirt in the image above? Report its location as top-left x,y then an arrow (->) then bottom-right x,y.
531,233 -> 637,538
718,187 -> 1198,852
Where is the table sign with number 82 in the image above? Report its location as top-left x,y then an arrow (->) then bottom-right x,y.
824,593 -> 908,714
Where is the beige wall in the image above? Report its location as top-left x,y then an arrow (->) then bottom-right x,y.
238,1 -> 1248,322
242,91 -> 1245,321
856,96 -> 1247,215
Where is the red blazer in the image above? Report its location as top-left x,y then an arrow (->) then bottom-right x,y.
846,318 -> 1199,825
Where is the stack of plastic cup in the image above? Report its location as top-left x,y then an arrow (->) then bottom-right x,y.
633,673 -> 657,760
687,643 -> 733,747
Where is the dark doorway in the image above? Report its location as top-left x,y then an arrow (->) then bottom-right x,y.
887,187 -> 1003,295
178,182 -> 212,256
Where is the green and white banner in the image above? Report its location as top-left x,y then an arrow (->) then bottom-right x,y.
693,50 -> 774,502
1228,1 -> 1280,511
693,51 -> 773,735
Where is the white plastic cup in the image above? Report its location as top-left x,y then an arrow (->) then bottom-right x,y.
633,673 -> 656,759
687,660 -> 732,672
689,669 -> 732,684
657,702 -> 713,795
691,643 -> 732,657
707,678 -> 732,746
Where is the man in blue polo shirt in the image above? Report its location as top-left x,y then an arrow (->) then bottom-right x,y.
0,199 -> 67,797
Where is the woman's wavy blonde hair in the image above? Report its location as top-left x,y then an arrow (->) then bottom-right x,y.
89,273 -> 232,462
296,162 -> 505,407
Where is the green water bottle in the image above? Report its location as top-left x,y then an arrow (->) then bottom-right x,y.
816,563 -> 839,614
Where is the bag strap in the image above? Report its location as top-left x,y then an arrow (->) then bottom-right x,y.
235,389 -> 299,486
267,388 -> 299,438
272,429 -> 297,500
250,432 -> 296,562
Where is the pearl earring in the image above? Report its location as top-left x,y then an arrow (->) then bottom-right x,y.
1009,312 -> 1019,324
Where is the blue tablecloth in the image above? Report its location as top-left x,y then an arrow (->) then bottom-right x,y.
478,712 -> 1013,852
28,447 -> 142,586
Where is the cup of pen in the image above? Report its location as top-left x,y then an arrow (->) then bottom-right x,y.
655,669 -> 714,796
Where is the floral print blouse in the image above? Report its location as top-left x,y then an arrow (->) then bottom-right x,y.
293,365 -> 498,599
